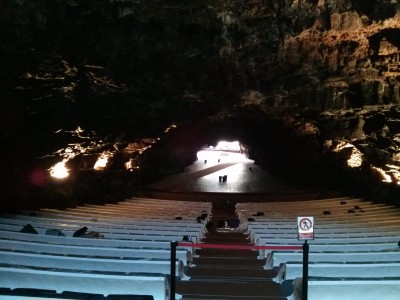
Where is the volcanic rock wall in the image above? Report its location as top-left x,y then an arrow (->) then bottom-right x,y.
208,0 -> 400,109
2,1 -> 399,114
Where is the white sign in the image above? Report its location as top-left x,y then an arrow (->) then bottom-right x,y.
297,216 -> 314,240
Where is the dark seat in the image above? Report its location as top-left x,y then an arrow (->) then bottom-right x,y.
107,295 -> 154,300
9,288 -> 58,297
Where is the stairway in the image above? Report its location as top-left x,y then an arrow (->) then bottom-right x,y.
175,202 -> 288,300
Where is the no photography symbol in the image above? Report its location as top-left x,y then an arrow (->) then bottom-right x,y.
299,218 -> 313,231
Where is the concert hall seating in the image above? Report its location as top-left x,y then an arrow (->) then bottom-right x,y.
3,193 -> 399,299
0,198 -> 211,300
237,196 -> 400,300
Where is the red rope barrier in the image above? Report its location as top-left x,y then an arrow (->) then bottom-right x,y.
177,242 -> 303,251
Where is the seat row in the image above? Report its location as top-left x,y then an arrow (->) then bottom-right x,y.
0,198 -> 211,299
237,197 -> 400,300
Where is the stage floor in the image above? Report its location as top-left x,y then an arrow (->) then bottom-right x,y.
145,153 -> 289,194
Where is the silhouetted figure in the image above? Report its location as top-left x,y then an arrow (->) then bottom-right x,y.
227,218 -> 240,228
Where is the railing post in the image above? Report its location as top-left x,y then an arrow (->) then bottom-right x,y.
302,240 -> 309,300
170,241 -> 178,300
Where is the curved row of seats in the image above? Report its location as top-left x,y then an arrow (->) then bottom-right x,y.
237,196 -> 400,300
0,197 -> 211,300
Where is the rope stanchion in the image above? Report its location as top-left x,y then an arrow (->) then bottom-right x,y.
303,240 -> 309,300
170,241 -> 178,300
177,242 -> 303,251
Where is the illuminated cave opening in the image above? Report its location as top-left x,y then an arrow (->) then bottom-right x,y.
196,140 -> 251,164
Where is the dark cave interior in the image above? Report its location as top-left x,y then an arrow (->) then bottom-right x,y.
1,0 -> 400,211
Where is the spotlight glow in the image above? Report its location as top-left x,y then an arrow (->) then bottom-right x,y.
331,141 -> 353,152
347,147 -> 363,168
124,159 -> 139,170
215,141 -> 241,152
197,141 -> 247,163
371,166 -> 392,183
94,152 -> 112,171
49,161 -> 69,179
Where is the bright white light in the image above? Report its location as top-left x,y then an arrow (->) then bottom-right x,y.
386,164 -> 400,170
197,141 -> 247,163
215,141 -> 241,152
49,161 -> 69,179
389,170 -> 400,185
124,159 -> 139,170
384,165 -> 400,184
328,140 -> 363,168
197,150 -> 219,161
331,141 -> 353,152
125,159 -> 133,170
347,147 -> 363,168
94,152 -> 112,171
164,123 -> 177,133
371,166 -> 392,183
75,126 -> 83,134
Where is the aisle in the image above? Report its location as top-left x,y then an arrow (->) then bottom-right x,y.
175,202 -> 288,299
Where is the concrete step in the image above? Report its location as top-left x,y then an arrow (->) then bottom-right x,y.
184,265 -> 280,279
176,280 -> 285,298
195,248 -> 259,258
180,296 -> 285,300
201,237 -> 251,244
178,202 -> 286,299
192,256 -> 267,267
